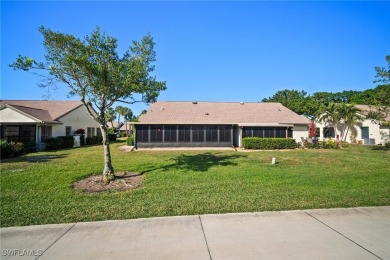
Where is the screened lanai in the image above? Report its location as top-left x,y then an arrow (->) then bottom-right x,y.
135,124 -> 233,148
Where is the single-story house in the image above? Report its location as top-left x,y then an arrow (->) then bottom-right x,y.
132,101 -> 311,148
118,122 -> 133,136
0,100 -> 100,149
108,121 -> 124,131
314,104 -> 390,145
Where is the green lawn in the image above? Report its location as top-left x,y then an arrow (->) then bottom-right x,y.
1,139 -> 389,227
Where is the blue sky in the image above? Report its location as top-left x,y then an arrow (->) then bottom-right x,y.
1,1 -> 389,116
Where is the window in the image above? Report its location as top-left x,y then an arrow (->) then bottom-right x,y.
219,125 -> 231,142
150,125 -> 163,142
96,128 -> 102,137
41,126 -> 52,142
87,127 -> 95,138
66,126 -> 72,136
323,127 -> 335,138
137,125 -> 149,142
206,126 -> 218,142
178,125 -> 191,142
164,125 -> 177,142
192,125 -> 204,142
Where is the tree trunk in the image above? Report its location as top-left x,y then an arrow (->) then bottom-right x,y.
343,125 -> 350,142
100,124 -> 115,183
125,120 -> 128,137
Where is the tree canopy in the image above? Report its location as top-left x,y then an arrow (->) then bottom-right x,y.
10,26 -> 166,183
262,55 -> 389,116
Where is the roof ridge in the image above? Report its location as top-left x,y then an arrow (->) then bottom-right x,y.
8,104 -> 48,111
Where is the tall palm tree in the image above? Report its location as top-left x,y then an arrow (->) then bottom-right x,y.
123,108 -> 133,137
115,106 -> 128,126
338,104 -> 362,142
105,107 -> 116,130
318,103 -> 341,138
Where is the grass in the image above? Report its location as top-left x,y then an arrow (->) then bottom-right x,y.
1,139 -> 389,227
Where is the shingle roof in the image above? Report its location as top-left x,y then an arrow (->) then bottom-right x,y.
139,101 -> 310,125
0,100 -> 83,123
355,104 -> 390,121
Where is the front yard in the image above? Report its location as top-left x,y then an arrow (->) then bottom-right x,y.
1,139 -> 389,227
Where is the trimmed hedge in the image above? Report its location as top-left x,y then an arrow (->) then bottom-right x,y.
126,135 -> 134,146
243,137 -> 297,150
1,140 -> 25,159
46,136 -> 74,150
86,136 -> 103,145
108,134 -> 117,141
79,135 -> 85,146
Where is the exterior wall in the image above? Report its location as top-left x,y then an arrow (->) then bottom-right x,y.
315,119 -> 389,145
292,125 -> 309,143
0,107 -> 36,123
52,106 -> 100,137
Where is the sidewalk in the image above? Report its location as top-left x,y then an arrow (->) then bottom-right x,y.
1,206 -> 389,260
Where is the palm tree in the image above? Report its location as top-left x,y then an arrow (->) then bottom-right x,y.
338,104 -> 362,142
105,107 -> 116,130
115,106 -> 127,126
123,108 -> 133,137
318,103 -> 341,138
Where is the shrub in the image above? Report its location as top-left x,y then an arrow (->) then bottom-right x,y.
45,137 -> 63,150
304,142 -> 322,149
46,136 -> 74,150
108,134 -> 117,141
242,138 -> 297,150
0,140 -> 26,159
79,135 -> 85,146
86,136 -> 102,145
121,132 -> 127,138
74,128 -> 85,135
303,139 -> 340,149
322,139 -> 339,149
126,135 -> 135,146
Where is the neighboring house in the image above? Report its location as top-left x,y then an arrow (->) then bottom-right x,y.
0,100 -> 101,149
314,104 -> 390,145
108,121 -> 124,131
118,122 -> 133,136
133,101 -> 311,148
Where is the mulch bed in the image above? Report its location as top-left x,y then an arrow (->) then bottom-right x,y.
73,172 -> 143,193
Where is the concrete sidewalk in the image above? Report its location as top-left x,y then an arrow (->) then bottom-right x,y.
1,206 -> 389,260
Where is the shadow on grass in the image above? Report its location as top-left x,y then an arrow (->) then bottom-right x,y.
0,153 -> 67,164
141,152 -> 247,174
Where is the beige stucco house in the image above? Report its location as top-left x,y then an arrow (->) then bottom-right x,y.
133,101 -> 311,148
0,100 -> 100,149
314,104 -> 390,145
